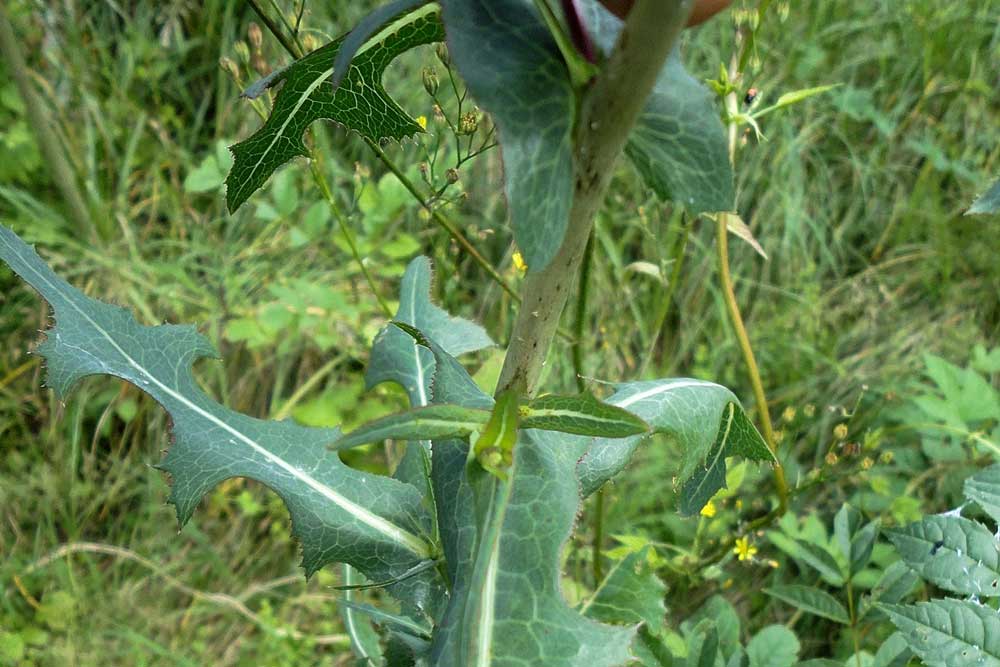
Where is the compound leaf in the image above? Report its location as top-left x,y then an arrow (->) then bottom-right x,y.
964,463 -> 1000,524
440,0 -> 575,271
764,585 -> 849,625
226,3 -> 444,211
887,515 -> 1000,597
0,225 -> 437,598
883,599 -> 1000,667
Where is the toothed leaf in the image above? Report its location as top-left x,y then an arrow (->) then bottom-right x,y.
440,0 -> 575,271
887,515 -> 1000,597
569,379 -> 774,514
226,3 -> 444,211
0,225 -> 438,600
883,599 -> 1000,667
964,463 -> 1000,524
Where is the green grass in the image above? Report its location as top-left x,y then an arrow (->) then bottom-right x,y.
0,0 -> 998,664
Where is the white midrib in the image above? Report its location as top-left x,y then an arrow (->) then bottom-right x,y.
25,254 -> 432,559
525,407 -> 634,427
614,379 -> 721,409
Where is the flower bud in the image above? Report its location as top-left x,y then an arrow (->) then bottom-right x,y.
445,168 -> 459,184
302,34 -> 320,53
422,67 -> 440,96
458,111 -> 479,135
219,56 -> 241,82
435,43 -> 450,66
248,23 -> 263,51
833,423 -> 848,440
233,41 -> 250,65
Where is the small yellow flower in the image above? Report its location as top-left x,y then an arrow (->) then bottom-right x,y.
861,456 -> 875,470
416,115 -> 428,130
782,406 -> 797,423
734,536 -> 758,562
512,251 -> 527,273
833,423 -> 849,440
700,501 -> 717,518
735,499 -> 743,511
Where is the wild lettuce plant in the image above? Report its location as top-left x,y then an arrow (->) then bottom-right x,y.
0,1 -> 805,664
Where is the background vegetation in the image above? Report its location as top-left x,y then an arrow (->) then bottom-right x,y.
0,0 -> 997,664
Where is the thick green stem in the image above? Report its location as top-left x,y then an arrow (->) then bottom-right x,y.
497,0 -> 696,397
0,5 -> 102,241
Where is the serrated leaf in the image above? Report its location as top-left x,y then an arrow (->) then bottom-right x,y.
581,547 -> 665,627
965,463 -> 1000,524
747,625 -> 800,667
849,520 -> 879,576
568,379 -> 773,514
0,225 -> 437,597
226,3 -> 444,211
440,0 -> 575,271
967,178 -> 1000,215
521,393 -> 650,437
333,404 -> 490,450
764,585 -> 849,624
887,515 -> 1000,597
792,539 -> 846,586
331,0 -> 431,90
580,1 -> 734,214
857,560 -> 919,622
883,599 -> 1000,667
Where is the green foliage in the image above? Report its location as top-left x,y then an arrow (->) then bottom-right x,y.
968,178 -> 1000,215
226,3 -> 444,211
763,585 -> 850,625
520,393 -> 650,437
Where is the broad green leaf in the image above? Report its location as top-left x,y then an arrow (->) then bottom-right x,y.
685,621 -> 720,667
0,225 -> 437,598
333,404 -> 490,450
580,1 -> 734,214
887,515 -> 1000,597
883,599 -> 1000,667
792,538 -> 846,586
967,178 -> 1000,215
430,431 -> 635,667
581,547 -> 665,627
849,520 -> 880,576
521,393 -> 650,437
964,463 -> 1000,524
747,625 -> 800,667
570,379 -> 773,514
684,595 -> 741,661
226,3 -> 444,211
440,0 -> 575,271
834,504 -> 862,562
871,632 -> 912,667
764,585 -> 849,624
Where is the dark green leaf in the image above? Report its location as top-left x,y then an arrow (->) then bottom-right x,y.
332,0 -> 431,90
834,504 -> 862,562
883,599 -> 1000,667
764,585 -> 849,624
333,404 -> 490,450
887,515 -> 1000,597
792,539 -> 846,586
581,547 -> 665,627
521,393 -> 650,437
341,565 -> 385,666
686,622 -> 720,667
858,561 -> 919,621
0,225 -> 437,597
685,595 -> 741,660
440,0 -> 575,271
227,4 -> 444,211
849,520 -> 880,576
579,1 -> 734,213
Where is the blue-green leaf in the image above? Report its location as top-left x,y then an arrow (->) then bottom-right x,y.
333,404 -> 490,450
521,393 -> 650,437
883,599 -> 1000,667
964,463 -> 1000,524
440,0 -> 575,271
0,225 -> 436,598
967,178 -> 1000,215
581,547 -> 665,627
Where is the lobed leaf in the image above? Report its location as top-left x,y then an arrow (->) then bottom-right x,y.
439,0 -> 575,271
332,404 -> 490,450
887,515 -> 1000,597
0,225 -> 438,599
883,599 -> 1000,667
226,3 -> 444,211
521,392 -> 650,437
